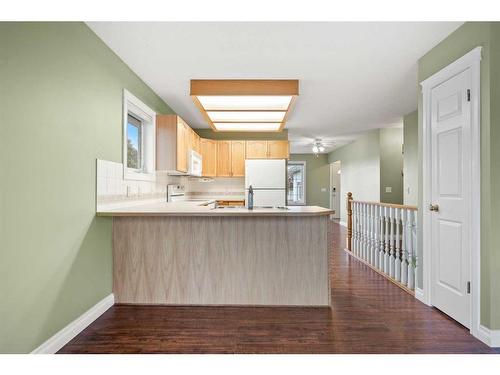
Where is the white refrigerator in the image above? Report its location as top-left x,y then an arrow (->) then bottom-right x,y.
245,159 -> 287,207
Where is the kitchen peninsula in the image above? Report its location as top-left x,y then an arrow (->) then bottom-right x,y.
98,202 -> 333,307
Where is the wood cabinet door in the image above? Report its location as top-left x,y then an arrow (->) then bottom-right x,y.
231,140 -> 246,177
176,118 -> 188,172
190,129 -> 200,154
200,138 -> 217,177
246,140 -> 268,159
267,140 -> 289,159
217,141 -> 232,177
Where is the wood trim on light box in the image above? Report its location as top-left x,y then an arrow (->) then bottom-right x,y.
190,79 -> 299,96
190,79 -> 299,132
192,95 -> 217,131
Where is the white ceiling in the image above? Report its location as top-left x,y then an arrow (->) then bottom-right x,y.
87,22 -> 461,153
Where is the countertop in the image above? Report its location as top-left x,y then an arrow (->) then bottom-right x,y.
96,200 -> 334,217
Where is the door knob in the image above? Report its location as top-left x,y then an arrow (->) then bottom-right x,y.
429,204 -> 439,212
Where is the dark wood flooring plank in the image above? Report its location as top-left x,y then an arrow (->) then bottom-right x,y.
58,222 -> 499,354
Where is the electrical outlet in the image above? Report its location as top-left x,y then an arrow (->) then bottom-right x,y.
385,187 -> 392,193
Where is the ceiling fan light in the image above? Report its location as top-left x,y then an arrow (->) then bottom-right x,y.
319,145 -> 325,152
312,145 -> 319,153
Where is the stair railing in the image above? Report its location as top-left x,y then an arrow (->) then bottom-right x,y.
346,192 -> 418,293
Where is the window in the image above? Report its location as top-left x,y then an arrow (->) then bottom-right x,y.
287,161 -> 306,205
123,90 -> 156,181
127,114 -> 143,170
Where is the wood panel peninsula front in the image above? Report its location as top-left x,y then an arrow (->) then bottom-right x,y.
98,202 -> 333,307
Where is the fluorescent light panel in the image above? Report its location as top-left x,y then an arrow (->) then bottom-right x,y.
197,95 -> 293,111
213,122 -> 282,131
207,111 -> 286,122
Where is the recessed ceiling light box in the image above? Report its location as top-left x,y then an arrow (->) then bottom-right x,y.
190,79 -> 299,132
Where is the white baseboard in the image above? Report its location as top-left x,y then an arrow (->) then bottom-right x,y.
475,324 -> 500,348
32,294 -> 114,354
414,287 -> 428,305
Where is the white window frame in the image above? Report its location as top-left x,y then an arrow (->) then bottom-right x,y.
287,161 -> 307,206
123,89 -> 156,181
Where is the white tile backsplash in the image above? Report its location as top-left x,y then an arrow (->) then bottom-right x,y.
96,159 -> 247,210
96,159 -> 186,210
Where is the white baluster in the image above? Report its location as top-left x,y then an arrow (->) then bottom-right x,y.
368,204 -> 372,262
371,205 -> 377,266
379,205 -> 385,270
400,208 -> 408,286
373,204 -> 379,268
394,208 -> 401,282
389,206 -> 395,278
362,203 -> 367,260
384,206 -> 390,274
356,202 -> 361,257
352,202 -> 357,255
407,209 -> 415,290
412,211 -> 418,290
358,203 -> 364,258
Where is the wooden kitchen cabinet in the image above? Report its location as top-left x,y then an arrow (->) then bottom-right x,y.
217,141 -> 232,177
200,138 -> 217,177
231,140 -> 246,177
176,118 -> 189,172
267,140 -> 290,159
156,114 -> 190,173
189,128 -> 200,154
246,140 -> 268,159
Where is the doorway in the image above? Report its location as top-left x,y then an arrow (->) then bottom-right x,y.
421,47 -> 481,335
329,161 -> 341,219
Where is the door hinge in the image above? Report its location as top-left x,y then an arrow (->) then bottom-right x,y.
467,281 -> 471,294
467,89 -> 471,102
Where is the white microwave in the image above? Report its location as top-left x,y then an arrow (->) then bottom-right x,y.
188,149 -> 202,176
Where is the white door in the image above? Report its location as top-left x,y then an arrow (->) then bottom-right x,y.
330,162 -> 341,219
430,68 -> 471,328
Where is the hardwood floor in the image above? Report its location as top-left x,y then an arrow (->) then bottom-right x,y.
58,221 -> 499,354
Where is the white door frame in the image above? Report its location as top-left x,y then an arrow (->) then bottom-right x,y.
420,47 -> 481,340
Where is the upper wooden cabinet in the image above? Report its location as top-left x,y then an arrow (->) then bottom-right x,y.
176,118 -> 189,172
246,140 -> 268,159
189,128 -> 200,154
267,140 -> 290,159
231,141 -> 246,177
156,114 -> 189,172
157,115 -> 289,175
217,141 -> 232,177
200,138 -> 217,177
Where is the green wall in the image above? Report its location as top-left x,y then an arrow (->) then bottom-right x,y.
289,154 -> 330,208
403,111 -> 418,205
194,129 -> 288,140
0,22 -> 173,353
418,22 -> 500,329
328,130 -> 381,223
379,127 -> 404,204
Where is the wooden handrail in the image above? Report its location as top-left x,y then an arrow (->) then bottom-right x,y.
346,192 -> 353,251
351,200 -> 418,211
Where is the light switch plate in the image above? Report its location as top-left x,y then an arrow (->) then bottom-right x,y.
385,187 -> 392,193
321,188 -> 327,192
